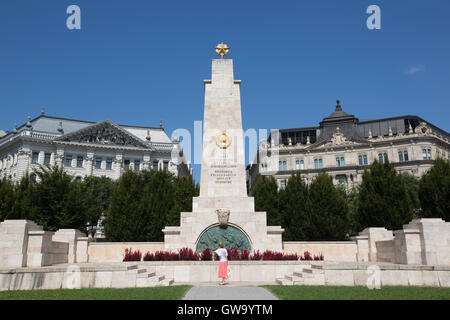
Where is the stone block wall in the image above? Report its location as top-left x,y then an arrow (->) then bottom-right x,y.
354,218 -> 450,266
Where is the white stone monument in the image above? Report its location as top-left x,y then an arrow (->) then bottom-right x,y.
163,45 -> 284,252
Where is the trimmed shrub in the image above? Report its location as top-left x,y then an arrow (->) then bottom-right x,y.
200,248 -> 212,261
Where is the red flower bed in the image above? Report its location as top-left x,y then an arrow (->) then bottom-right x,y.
200,248 -> 213,261
123,248 -> 142,262
126,247 -> 324,262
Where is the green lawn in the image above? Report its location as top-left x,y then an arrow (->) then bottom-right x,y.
0,285 -> 193,300
263,285 -> 450,300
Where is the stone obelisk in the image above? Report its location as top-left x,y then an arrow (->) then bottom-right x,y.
193,56 -> 255,213
162,44 -> 283,252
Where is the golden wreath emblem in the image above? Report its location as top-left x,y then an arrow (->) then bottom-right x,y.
216,131 -> 231,149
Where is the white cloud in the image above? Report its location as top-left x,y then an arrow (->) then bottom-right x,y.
404,65 -> 425,75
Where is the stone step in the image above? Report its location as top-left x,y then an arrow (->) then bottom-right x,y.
126,265 -> 138,271
293,271 -> 313,278
276,278 -> 293,286
303,268 -> 324,274
285,274 -> 304,282
311,264 -> 323,270
159,279 -> 174,286
302,274 -> 326,286
137,271 -> 156,278
147,274 -> 165,282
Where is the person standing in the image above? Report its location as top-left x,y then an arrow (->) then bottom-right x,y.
215,242 -> 228,285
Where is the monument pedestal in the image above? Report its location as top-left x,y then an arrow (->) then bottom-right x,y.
162,56 -> 284,253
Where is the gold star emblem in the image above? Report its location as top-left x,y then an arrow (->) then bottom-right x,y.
215,42 -> 230,59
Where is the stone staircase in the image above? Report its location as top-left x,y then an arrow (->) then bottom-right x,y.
276,264 -> 325,286
126,265 -> 174,287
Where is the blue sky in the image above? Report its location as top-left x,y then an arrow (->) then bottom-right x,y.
1,1 -> 449,182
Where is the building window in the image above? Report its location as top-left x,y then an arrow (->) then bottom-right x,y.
153,160 -> 159,170
404,151 -> 409,161
44,153 -> 51,165
295,160 -> 304,170
336,157 -> 345,167
106,158 -> 112,170
378,153 -> 388,164
314,158 -> 323,169
163,161 -> 169,171
65,155 -> 73,167
74,176 -> 82,183
398,151 -> 404,162
95,158 -> 102,169
123,159 -> 130,170
134,160 -> 140,171
280,179 -> 286,190
278,161 -> 287,171
31,152 -> 39,164
76,156 -> 83,168
359,155 -> 368,166
422,149 -> 432,160
336,175 -> 347,186
399,151 -> 409,162
261,163 -> 268,171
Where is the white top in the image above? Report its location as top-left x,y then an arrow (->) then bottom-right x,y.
215,248 -> 228,262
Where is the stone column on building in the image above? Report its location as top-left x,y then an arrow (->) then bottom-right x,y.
16,147 -> 31,181
113,152 -> 123,179
55,147 -> 65,168
85,150 -> 94,176
142,153 -> 151,170
38,151 -> 45,164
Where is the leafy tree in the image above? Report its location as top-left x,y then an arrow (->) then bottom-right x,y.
308,173 -> 350,240
251,175 -> 280,226
419,158 -> 450,220
343,185 -> 361,237
358,160 -> 413,230
279,173 -> 310,241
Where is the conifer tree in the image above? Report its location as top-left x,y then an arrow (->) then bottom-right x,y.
419,158 -> 450,220
308,173 -> 350,240
358,160 -> 413,230
278,173 -> 310,241
251,175 -> 280,226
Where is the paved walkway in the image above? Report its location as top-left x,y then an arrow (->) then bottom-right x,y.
183,284 -> 278,300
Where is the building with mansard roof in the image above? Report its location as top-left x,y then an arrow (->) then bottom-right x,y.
247,100 -> 450,191
0,110 -> 191,182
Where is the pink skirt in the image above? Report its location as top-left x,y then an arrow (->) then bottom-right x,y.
218,261 -> 228,278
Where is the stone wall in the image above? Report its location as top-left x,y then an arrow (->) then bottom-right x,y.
88,242 -> 165,262
0,220 -> 88,268
353,218 -> 450,266
282,242 -> 357,262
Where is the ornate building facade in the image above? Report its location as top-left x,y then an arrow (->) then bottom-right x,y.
247,100 -> 450,191
0,111 -> 191,182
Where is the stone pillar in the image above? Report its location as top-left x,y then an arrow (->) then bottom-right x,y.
85,150 -> 94,176
393,228 -> 423,265
142,153 -> 151,170
16,148 -> 31,181
38,151 -> 45,164
53,229 -> 86,263
403,218 -> 450,265
0,220 -> 43,267
75,237 -> 91,263
55,147 -> 65,168
26,230 -> 54,267
113,153 -> 122,179
357,227 -> 394,262
351,235 -> 369,262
